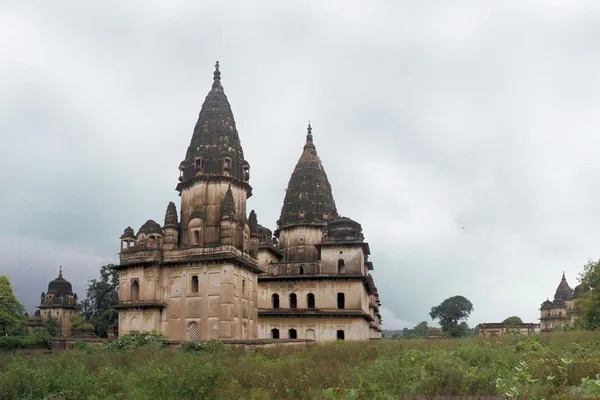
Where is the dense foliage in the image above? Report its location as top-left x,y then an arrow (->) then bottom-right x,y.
575,259 -> 600,330
0,329 -> 50,351
3,332 -> 600,399
430,295 -> 474,337
503,316 -> 524,325
0,275 -> 26,336
79,264 -> 119,337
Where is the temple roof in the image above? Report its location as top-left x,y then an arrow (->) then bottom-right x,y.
47,267 -> 73,298
276,123 -> 338,234
138,220 -> 163,236
178,62 -> 250,189
554,272 -> 573,301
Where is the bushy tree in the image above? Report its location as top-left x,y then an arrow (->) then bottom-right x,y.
503,316 -> 523,325
0,275 -> 26,336
430,295 -> 474,337
43,316 -> 61,337
574,259 -> 600,330
80,264 -> 119,337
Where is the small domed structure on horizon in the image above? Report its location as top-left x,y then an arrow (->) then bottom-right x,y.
29,267 -> 80,337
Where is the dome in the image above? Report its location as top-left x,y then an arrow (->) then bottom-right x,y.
47,268 -> 73,298
324,217 -> 364,242
138,220 -> 163,236
120,226 -> 136,239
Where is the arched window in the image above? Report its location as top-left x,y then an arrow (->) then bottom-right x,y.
271,328 -> 279,339
307,293 -> 315,309
289,328 -> 297,339
193,230 -> 200,245
559,311 -> 562,316
305,328 -> 316,340
242,279 -> 246,295
272,294 -> 280,309
289,293 -> 297,309
131,280 -> 140,301
338,259 -> 345,274
191,275 -> 199,293
299,266 -> 304,275
337,293 -> 345,309
188,322 -> 200,341
337,330 -> 345,340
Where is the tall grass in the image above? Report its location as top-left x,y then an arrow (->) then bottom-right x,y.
2,332 -> 600,399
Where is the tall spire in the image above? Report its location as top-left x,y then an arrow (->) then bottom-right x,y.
177,62 -> 251,192
59,266 -> 63,279
213,61 -> 221,87
276,123 -> 338,234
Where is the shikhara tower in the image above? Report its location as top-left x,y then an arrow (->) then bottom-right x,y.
115,63 -> 382,342
116,62 -> 260,341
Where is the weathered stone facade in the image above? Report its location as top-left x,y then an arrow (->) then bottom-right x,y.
539,272 -> 588,332
115,63 -> 382,342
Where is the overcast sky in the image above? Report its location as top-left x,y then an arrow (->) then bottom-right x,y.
2,0 -> 600,329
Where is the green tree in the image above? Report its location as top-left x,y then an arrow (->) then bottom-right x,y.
502,316 -> 523,325
0,275 -> 26,336
429,295 -> 474,337
79,264 -> 119,337
413,321 -> 429,337
574,259 -> 600,330
43,315 -> 61,337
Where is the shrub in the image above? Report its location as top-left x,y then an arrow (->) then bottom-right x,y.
177,339 -> 231,354
104,329 -> 169,351
0,330 -> 50,351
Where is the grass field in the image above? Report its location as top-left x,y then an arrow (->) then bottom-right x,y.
2,332 -> 600,399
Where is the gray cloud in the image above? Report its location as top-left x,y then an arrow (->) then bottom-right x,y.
2,0 -> 600,328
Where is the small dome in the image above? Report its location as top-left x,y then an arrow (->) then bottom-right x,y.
47,268 -> 73,298
138,220 -> 163,236
121,226 -> 136,239
324,217 -> 364,242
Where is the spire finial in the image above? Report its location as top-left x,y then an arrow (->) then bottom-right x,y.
59,266 -> 63,278
563,271 -> 566,279
304,121 -> 315,150
213,61 -> 221,86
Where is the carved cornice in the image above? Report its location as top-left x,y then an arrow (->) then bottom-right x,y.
113,300 -> 166,310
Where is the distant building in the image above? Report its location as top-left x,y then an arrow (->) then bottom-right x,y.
539,272 -> 589,332
478,323 -> 540,338
26,267 -> 79,337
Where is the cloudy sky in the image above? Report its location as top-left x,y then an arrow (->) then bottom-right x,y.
2,0 -> 600,329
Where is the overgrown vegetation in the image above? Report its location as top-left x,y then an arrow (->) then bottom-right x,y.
0,329 -> 50,351
3,332 -> 600,399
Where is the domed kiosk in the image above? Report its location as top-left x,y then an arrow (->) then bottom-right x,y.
37,267 -> 79,337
